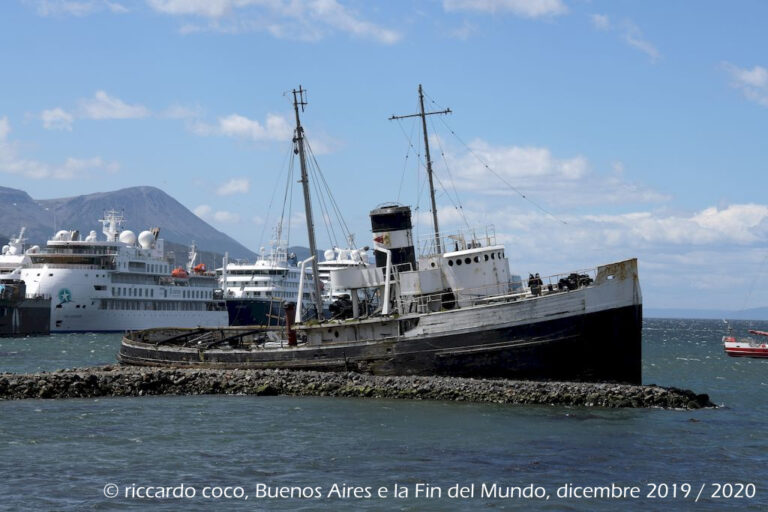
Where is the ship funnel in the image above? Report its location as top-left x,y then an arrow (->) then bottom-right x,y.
369,204 -> 415,270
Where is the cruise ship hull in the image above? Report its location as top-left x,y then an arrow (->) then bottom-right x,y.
0,298 -> 51,336
225,298 -> 282,327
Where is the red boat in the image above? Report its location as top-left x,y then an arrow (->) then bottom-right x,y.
723,327 -> 768,358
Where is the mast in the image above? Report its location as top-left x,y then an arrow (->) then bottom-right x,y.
389,84 -> 451,254
292,85 -> 324,320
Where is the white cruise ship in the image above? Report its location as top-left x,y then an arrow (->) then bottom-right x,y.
20,211 -> 228,332
218,242 -> 316,326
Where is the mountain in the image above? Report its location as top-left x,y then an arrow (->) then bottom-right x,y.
0,186 -> 256,261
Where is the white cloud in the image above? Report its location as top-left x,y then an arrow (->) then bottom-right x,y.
432,138 -> 666,207
193,204 -> 212,218
194,203 -> 240,223
443,0 -> 567,18
0,117 -> 9,140
622,23 -> 659,62
590,13 -> 609,30
148,0 -> 401,44
216,178 -> 250,196
590,14 -> 659,62
0,116 -> 119,180
192,113 -> 292,142
79,90 -> 151,120
41,107 -> 74,131
723,63 -> 768,107
29,0 -> 128,16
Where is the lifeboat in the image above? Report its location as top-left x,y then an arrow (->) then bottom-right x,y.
723,329 -> 768,358
171,267 -> 189,279
193,263 -> 207,274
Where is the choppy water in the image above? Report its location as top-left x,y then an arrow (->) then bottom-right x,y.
1,319 -> 767,511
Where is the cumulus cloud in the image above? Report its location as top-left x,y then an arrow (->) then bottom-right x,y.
443,0 -> 567,18
78,90 -> 150,119
0,116 -> 119,179
194,204 -> 240,223
41,107 -> 74,131
590,14 -> 659,62
193,204 -> 212,218
216,178 -> 250,196
148,0 -> 401,44
191,113 -> 292,142
723,63 -> 768,107
436,138 -> 667,207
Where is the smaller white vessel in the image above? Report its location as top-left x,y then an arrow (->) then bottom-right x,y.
218,239 -> 316,326
317,246 -> 370,301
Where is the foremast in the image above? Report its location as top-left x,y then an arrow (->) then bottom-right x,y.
292,85 -> 324,320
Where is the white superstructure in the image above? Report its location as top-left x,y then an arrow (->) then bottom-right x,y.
20,211 -> 228,332
0,228 -> 39,275
317,247 -> 369,301
219,242 -> 314,304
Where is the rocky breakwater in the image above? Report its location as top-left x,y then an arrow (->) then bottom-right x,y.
0,367 -> 714,409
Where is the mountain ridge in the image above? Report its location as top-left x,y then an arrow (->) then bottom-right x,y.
0,185 -> 257,260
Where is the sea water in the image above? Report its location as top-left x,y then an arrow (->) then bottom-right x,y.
0,319 -> 766,511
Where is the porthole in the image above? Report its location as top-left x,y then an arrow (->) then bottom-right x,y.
474,256 -> 479,263
430,262 -> 436,268
491,253 -> 495,260
484,254 -> 489,261
464,257 -> 471,265
448,260 -> 454,266
456,259 -> 462,266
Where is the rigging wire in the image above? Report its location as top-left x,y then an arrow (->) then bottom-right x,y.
304,135 -> 357,249
428,116 -> 471,230
424,89 -> 567,225
437,115 -> 567,226
306,145 -> 338,249
394,118 -> 418,203
257,142 -> 294,252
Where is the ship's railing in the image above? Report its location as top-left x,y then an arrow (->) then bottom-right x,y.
397,266 -> 598,314
417,225 -> 497,257
26,263 -> 106,270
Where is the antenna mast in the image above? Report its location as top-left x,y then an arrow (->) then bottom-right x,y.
292,85 -> 324,320
389,84 -> 451,253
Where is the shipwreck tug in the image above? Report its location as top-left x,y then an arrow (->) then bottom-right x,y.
119,203 -> 642,384
119,85 -> 642,384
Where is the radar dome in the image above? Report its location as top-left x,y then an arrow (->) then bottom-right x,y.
1,245 -> 8,254
323,249 -> 335,261
55,230 -> 69,241
25,245 -> 40,254
85,230 -> 98,242
138,230 -> 154,249
119,230 -> 137,245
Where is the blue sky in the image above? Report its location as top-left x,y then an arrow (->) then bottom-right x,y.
1,0 -> 768,310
